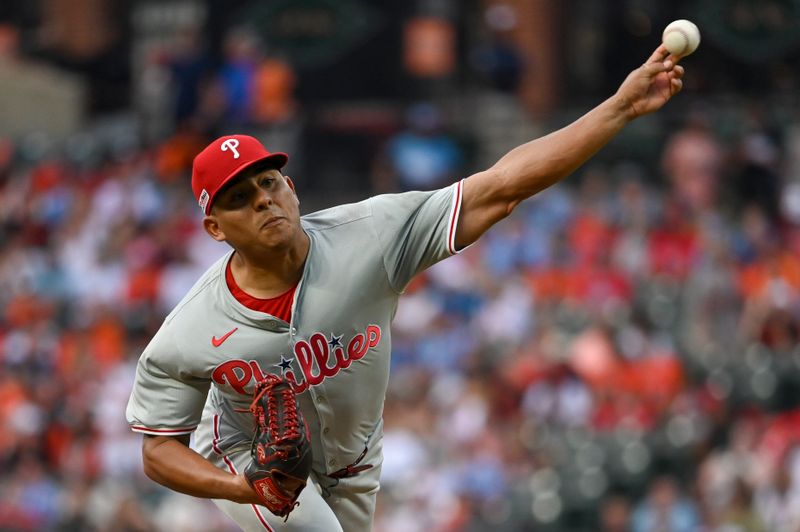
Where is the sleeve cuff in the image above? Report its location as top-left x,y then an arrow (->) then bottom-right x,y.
129,424 -> 197,436
447,179 -> 464,255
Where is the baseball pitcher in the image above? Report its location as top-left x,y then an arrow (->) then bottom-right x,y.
126,46 -> 685,531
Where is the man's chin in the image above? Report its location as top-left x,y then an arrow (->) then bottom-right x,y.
253,223 -> 305,254
258,231 -> 299,251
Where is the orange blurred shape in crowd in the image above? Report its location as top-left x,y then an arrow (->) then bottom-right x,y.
56,309 -> 127,374
30,162 -> 65,193
739,250 -> 800,299
592,391 -> 658,431
567,265 -> 632,305
570,327 -> 684,403
757,409 -> 800,470
57,329 -> 101,379
155,130 -> 208,182
252,58 -> 296,124
58,312 -> 126,374
44,421 -> 74,469
0,377 -> 27,452
525,267 -> 569,300
127,266 -> 162,304
404,17 -> 456,78
88,314 -> 125,369
3,294 -> 52,328
0,24 -> 19,59
649,229 -> 697,279
501,351 -> 548,390
626,356 -> 685,404
403,271 -> 430,295
0,376 -> 26,418
568,213 -> 615,266
570,327 -> 619,386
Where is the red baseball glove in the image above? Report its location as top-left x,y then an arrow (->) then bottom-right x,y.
244,375 -> 312,519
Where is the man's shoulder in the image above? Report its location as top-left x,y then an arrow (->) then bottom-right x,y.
300,190 -> 442,232
300,197 -> 373,232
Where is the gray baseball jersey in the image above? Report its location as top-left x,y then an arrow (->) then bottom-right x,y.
126,180 -> 464,531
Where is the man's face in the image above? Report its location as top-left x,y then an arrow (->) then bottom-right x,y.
203,166 -> 303,253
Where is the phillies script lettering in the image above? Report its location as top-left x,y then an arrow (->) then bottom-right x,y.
211,325 -> 381,394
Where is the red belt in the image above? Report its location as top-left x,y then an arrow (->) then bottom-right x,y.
327,445 -> 373,479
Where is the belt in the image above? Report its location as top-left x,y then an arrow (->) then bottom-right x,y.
327,445 -> 373,479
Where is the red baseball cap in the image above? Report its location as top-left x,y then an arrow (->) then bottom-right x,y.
191,135 -> 289,214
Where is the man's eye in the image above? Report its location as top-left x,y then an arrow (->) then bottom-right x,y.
260,178 -> 274,187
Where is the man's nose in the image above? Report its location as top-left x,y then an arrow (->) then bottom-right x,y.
253,187 -> 272,210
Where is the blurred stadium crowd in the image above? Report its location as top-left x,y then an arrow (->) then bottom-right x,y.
2,1 -> 800,531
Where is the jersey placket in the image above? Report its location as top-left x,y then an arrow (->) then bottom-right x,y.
287,231 -> 338,474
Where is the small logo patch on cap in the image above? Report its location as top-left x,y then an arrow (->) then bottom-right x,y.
199,189 -> 210,212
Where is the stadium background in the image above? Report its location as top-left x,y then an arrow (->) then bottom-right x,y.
1,0 -> 800,530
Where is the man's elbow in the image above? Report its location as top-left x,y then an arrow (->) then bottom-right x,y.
142,458 -> 160,483
141,443 -> 158,481
481,164 -> 532,212
487,159 -> 559,207
140,433 -> 191,481
141,436 -> 169,483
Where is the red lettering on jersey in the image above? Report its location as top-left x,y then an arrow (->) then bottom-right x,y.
367,325 -> 381,347
211,360 -> 252,395
211,325 -> 382,395
348,333 -> 368,361
294,341 -> 324,387
284,369 -> 308,393
249,360 -> 266,381
310,333 -> 338,377
213,359 -> 307,394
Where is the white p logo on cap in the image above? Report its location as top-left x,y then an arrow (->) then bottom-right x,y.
221,138 -> 240,159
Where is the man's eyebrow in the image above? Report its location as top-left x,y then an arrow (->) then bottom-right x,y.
256,169 -> 280,179
218,178 -> 248,198
244,163 -> 279,179
218,167 -> 279,198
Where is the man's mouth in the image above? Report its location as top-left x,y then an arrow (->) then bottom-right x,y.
261,217 -> 284,229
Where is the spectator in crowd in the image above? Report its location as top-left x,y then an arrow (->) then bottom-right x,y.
631,475 -> 701,532
373,102 -> 464,193
168,28 -> 211,127
660,109 -> 724,214
599,493 -> 632,532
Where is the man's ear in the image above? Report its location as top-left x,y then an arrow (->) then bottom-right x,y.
203,215 -> 226,242
284,175 -> 299,203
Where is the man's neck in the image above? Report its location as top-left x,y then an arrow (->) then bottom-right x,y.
229,232 -> 310,298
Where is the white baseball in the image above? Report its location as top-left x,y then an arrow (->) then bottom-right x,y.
662,19 -> 700,57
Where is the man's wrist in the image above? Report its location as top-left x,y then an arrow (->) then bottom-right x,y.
606,92 -> 637,126
229,474 -> 259,504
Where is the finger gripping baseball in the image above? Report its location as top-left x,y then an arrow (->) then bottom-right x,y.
244,375 -> 313,519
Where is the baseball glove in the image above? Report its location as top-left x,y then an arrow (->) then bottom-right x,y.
244,374 -> 312,519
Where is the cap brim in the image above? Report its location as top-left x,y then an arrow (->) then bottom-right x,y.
205,152 -> 289,214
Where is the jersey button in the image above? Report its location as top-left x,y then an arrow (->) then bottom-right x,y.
316,395 -> 326,404
328,458 -> 336,466
323,427 -> 330,434
291,327 -> 297,335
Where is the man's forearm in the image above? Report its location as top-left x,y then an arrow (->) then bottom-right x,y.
142,435 -> 259,504
493,94 -> 630,206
